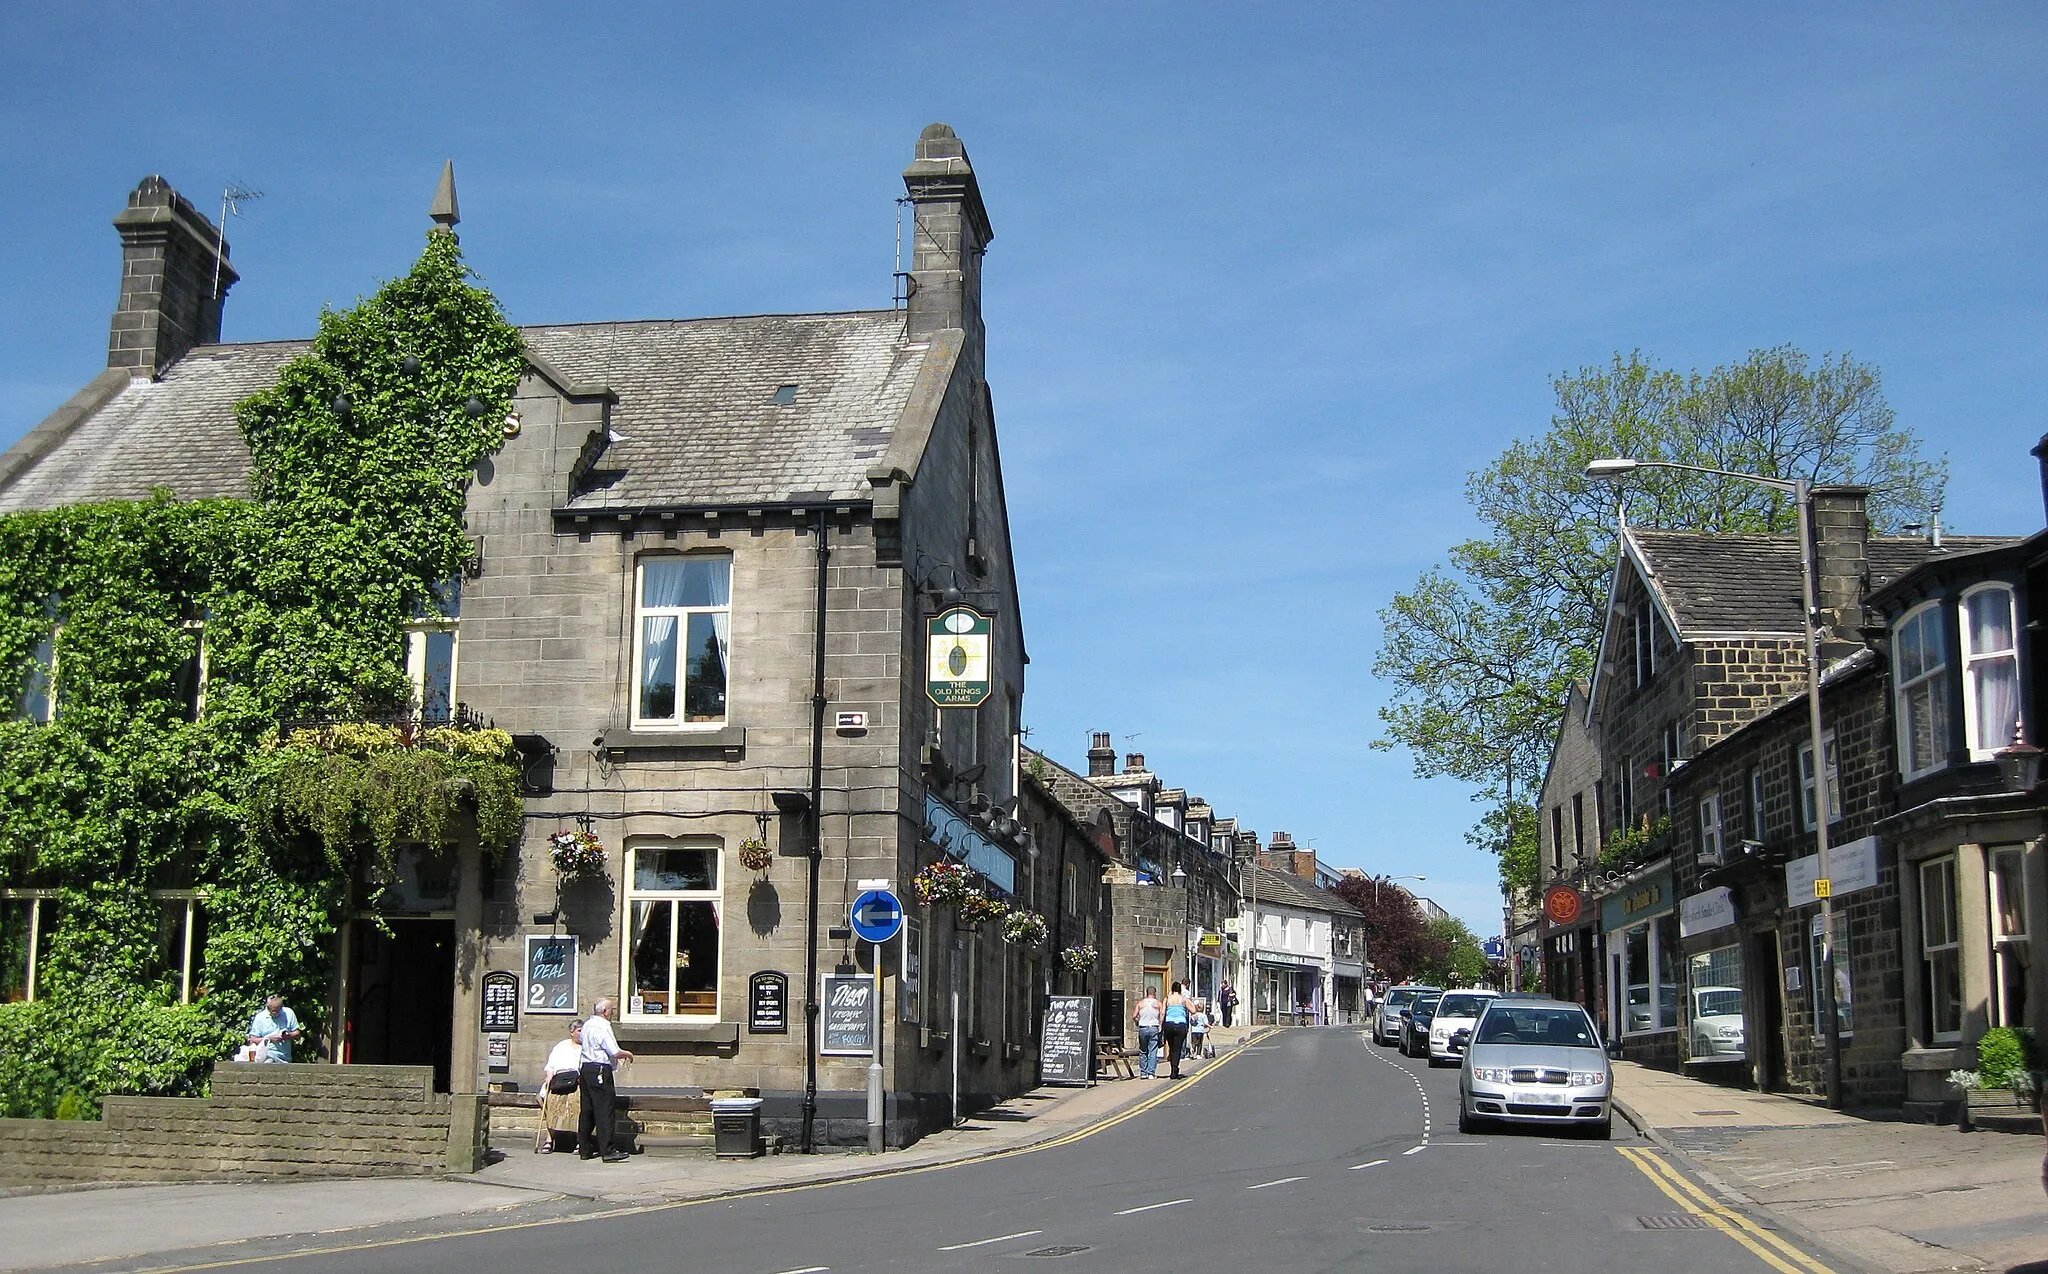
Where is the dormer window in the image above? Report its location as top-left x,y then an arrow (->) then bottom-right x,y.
1893,602 -> 1949,780
1961,583 -> 2020,759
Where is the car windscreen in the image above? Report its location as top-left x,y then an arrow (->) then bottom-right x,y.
1695,990 -> 1742,1017
1387,987 -> 1430,1008
1411,996 -> 1441,1020
1436,993 -> 1490,1018
1474,1006 -> 1597,1047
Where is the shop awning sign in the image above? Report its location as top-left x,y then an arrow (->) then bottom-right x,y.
926,607 -> 993,707
1679,886 -> 1738,938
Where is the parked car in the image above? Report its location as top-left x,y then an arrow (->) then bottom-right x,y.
1688,985 -> 1746,1061
1427,988 -> 1499,1067
1374,984 -> 1443,1047
1456,995 -> 1612,1139
1399,993 -> 1442,1057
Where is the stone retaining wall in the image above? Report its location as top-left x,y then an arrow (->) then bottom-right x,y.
0,1063 -> 482,1187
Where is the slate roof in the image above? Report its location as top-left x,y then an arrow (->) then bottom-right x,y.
0,311 -> 930,515
1250,864 -> 1364,918
1628,528 -> 2016,636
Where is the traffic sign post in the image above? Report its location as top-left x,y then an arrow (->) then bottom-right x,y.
850,884 -> 901,1153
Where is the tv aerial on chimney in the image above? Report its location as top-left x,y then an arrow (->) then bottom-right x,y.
214,181 -> 264,300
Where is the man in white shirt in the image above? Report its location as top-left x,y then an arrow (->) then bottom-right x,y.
577,999 -> 634,1162
535,1021 -> 583,1154
246,995 -> 301,1064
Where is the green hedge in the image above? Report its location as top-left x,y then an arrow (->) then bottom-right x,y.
0,999 -> 240,1119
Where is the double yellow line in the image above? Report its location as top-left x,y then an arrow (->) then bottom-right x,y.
1617,1145 -> 1837,1274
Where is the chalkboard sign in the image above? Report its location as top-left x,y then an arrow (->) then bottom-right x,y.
481,970 -> 520,1032
1041,995 -> 1095,1086
749,971 -> 788,1034
525,935 -> 578,1015
821,973 -> 875,1055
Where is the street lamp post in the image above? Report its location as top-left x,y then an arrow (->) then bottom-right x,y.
1586,456 -> 1842,1111
1374,874 -> 1426,907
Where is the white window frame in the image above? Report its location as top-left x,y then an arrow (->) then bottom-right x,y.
629,554 -> 733,732
16,624 -> 57,724
1919,855 -> 1963,1043
1893,602 -> 1950,781
1,890 -> 58,1002
621,837 -> 725,1021
404,624 -> 458,722
1611,914 -> 1680,1038
1748,767 -> 1766,842
1989,845 -> 2030,1029
1798,731 -> 1841,832
1698,794 -> 1724,864
152,890 -> 207,1004
1960,583 -> 2021,761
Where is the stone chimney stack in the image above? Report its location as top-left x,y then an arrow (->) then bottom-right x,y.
108,176 -> 236,378
901,123 -> 992,342
1809,485 -> 1869,657
1124,753 -> 1145,774
1087,732 -> 1115,778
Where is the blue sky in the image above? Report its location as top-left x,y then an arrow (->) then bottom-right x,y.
4,4 -> 2044,935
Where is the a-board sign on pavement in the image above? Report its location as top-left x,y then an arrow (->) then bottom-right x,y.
821,972 -> 875,1055
1041,995 -> 1095,1086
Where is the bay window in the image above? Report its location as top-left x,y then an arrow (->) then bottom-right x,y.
1990,846 -> 2030,1028
624,838 -> 722,1018
1919,856 -> 1962,1042
1961,584 -> 2020,758
632,555 -> 731,728
1893,603 -> 1949,779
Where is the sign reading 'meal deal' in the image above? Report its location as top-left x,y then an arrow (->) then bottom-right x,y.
926,607 -> 993,707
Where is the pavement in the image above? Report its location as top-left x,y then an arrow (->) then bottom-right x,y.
0,1024 -> 1263,1273
1612,1059 -> 2048,1274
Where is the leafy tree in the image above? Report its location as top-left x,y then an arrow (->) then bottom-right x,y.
1330,874 -> 1444,982
1416,916 -> 1488,987
1375,346 -> 1946,873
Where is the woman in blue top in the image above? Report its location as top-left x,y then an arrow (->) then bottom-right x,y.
1162,983 -> 1192,1079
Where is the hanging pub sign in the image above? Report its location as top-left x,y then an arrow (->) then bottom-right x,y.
926,607 -> 993,708
1542,884 -> 1585,927
481,970 -> 520,1033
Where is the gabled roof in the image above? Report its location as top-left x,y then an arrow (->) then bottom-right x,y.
1626,528 -> 2011,638
1249,864 -> 1364,918
0,311 -> 932,515
1024,746 -> 1128,859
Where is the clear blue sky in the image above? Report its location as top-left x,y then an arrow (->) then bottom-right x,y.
4,4 -> 2043,935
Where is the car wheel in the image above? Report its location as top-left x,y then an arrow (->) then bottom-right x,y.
1587,1116 -> 1612,1140
1458,1102 -> 1478,1135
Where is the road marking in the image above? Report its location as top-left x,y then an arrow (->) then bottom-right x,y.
1245,1176 -> 1306,1190
1401,1145 -> 1426,1156
1115,1199 -> 1192,1216
938,1231 -> 1042,1251
1348,1159 -> 1389,1170
1618,1147 -> 1838,1274
772,1268 -> 831,1273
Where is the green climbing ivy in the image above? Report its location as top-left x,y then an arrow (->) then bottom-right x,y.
0,228 -> 526,1117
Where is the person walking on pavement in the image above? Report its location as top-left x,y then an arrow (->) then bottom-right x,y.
1218,981 -> 1238,1028
1163,982 -> 1192,1079
577,998 -> 635,1162
1132,988 -> 1164,1079
1189,999 -> 1211,1059
536,1020 -> 583,1154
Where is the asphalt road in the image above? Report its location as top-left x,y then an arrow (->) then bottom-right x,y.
236,1029 -> 1840,1274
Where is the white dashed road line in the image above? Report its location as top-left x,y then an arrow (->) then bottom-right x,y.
772,1267 -> 829,1273
1402,1145 -> 1427,1156
1246,1176 -> 1306,1190
1360,1031 -> 1433,1153
1347,1159 -> 1389,1171
1115,1199 -> 1192,1216
937,1231 -> 1042,1251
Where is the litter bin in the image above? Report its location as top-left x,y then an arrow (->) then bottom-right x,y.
710,1097 -> 764,1159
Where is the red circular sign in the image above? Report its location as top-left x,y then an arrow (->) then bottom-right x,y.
1542,884 -> 1584,926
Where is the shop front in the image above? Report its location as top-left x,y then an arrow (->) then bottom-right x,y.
1254,950 -> 1323,1025
1540,882 -> 1601,1027
1678,884 -> 1748,1082
1601,862 -> 1681,1069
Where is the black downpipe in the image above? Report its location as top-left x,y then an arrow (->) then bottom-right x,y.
800,511 -> 830,1153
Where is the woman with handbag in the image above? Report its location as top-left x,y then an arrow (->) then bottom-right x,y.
536,1021 -> 584,1153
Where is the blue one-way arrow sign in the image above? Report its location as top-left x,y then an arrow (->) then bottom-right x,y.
850,889 -> 905,944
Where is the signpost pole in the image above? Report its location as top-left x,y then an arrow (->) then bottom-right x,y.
848,884 -> 901,1154
867,940 -> 885,1153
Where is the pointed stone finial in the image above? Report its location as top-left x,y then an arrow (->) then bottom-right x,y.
430,161 -> 460,229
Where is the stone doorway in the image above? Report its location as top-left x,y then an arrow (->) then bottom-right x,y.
345,917 -> 456,1092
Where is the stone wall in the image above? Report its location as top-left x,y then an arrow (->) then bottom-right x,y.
0,1064 -> 477,1188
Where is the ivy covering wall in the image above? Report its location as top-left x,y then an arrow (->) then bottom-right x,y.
0,230 -> 527,1116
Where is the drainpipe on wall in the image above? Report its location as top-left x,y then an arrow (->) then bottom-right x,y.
799,511 -> 830,1153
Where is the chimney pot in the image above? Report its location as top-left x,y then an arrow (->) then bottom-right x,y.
1809,485 -> 1870,659
1086,731 -> 1115,778
1124,753 -> 1145,773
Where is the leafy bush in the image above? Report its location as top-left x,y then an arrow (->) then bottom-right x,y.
1974,1026 -> 2038,1090
0,998 -> 239,1119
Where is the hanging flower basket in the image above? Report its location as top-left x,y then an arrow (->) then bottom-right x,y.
737,838 -> 773,872
549,829 -> 608,881
1060,945 -> 1098,972
912,860 -> 978,908
1001,909 -> 1048,948
954,892 -> 1008,931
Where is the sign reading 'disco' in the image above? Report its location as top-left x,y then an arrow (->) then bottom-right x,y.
821,973 -> 876,1056
1785,836 -> 1879,903
926,607 -> 993,707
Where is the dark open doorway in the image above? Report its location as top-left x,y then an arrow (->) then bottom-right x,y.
1749,927 -> 1786,1093
345,917 -> 455,1092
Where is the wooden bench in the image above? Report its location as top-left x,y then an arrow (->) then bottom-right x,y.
1094,1040 -> 1137,1079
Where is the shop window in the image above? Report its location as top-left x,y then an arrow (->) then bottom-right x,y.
1961,584 -> 2020,759
1798,732 -> 1840,832
1687,947 -> 1746,1061
1616,915 -> 1680,1035
1990,846 -> 2030,1028
1893,602 -> 1950,780
1698,795 -> 1724,864
624,838 -> 722,1018
631,555 -> 731,728
152,892 -> 208,1003
1919,856 -> 1962,1042
0,893 -> 58,1002
1142,946 -> 1171,1000
1809,915 -> 1852,1040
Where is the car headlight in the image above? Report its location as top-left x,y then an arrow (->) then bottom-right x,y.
1471,1067 -> 1512,1083
1430,1026 -> 1447,1040
1720,1026 -> 1742,1038
1567,1071 -> 1607,1087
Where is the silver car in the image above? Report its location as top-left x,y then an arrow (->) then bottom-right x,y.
1374,984 -> 1441,1047
1456,997 -> 1612,1139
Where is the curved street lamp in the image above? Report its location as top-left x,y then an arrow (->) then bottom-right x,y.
1373,873 -> 1427,906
